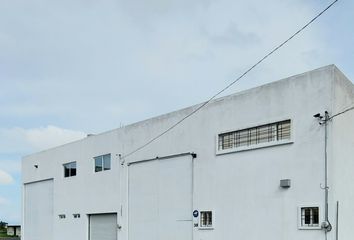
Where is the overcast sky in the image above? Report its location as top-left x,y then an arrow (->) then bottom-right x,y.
0,0 -> 353,224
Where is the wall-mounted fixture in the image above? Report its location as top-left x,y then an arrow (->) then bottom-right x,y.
280,179 -> 291,188
59,214 -> 66,219
34,165 -> 38,169
73,213 -> 80,218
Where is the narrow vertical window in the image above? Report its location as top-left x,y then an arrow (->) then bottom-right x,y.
103,154 -> 111,170
94,157 -> 102,172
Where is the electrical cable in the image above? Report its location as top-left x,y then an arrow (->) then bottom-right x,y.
122,0 -> 339,159
330,105 -> 354,120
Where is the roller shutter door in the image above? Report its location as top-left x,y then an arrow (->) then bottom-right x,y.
90,213 -> 117,240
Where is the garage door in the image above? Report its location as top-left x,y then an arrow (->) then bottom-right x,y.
128,155 -> 193,240
24,179 -> 54,240
90,214 -> 117,240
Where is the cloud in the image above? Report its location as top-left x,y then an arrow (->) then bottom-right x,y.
0,0 -> 350,228
0,126 -> 86,154
0,160 -> 21,175
0,170 -> 14,185
24,125 -> 86,151
0,0 -> 339,133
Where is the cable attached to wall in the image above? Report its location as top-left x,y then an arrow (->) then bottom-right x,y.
315,104 -> 354,238
314,111 -> 332,236
121,0 -> 339,159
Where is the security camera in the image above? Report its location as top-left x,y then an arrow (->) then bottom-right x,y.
313,113 -> 323,119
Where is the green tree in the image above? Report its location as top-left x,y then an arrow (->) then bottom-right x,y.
0,221 -> 7,229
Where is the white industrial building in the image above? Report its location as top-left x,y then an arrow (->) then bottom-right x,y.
22,65 -> 354,240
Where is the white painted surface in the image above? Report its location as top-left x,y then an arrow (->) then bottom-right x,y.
128,156 -> 193,240
330,67 -> 354,240
24,179 -> 53,240
22,65 -> 354,240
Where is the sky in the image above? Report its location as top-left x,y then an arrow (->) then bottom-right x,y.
0,0 -> 353,224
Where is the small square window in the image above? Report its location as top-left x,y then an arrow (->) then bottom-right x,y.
73,213 -> 80,218
59,214 -> 66,219
299,206 -> 320,229
63,162 -> 77,178
94,154 -> 111,172
200,211 -> 213,229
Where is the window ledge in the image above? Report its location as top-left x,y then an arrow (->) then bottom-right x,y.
216,139 -> 293,155
198,227 -> 214,230
63,175 -> 77,179
298,226 -> 322,230
94,169 -> 111,174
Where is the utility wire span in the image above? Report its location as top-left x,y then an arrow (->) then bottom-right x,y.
122,0 -> 339,159
330,105 -> 354,120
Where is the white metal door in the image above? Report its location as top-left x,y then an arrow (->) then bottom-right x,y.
24,179 -> 54,240
90,214 -> 117,240
128,155 -> 193,240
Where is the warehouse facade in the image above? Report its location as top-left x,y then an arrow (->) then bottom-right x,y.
22,65 -> 354,240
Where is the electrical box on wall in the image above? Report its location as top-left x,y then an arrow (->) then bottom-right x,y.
280,179 -> 291,188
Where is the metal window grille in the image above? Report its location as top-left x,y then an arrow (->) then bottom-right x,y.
200,211 -> 213,228
218,120 -> 291,151
301,207 -> 319,227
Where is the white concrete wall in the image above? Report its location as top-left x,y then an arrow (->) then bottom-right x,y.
22,65 -> 349,240
23,131 -> 120,240
329,66 -> 354,240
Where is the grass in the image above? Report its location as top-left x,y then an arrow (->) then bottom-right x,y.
0,229 -> 10,237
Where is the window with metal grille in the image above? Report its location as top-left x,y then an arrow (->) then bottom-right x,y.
200,211 -> 213,228
63,162 -> 77,177
301,207 -> 319,227
218,120 -> 291,151
94,154 -> 111,172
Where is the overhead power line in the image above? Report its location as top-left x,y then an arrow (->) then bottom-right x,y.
330,105 -> 354,120
123,0 -> 339,159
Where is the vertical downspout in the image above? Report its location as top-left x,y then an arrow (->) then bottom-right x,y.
191,153 -> 196,240
336,201 -> 339,240
324,111 -> 332,238
315,111 -> 332,238
126,160 -> 130,240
